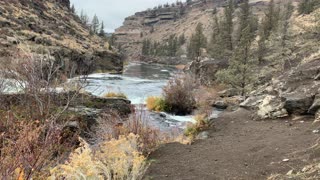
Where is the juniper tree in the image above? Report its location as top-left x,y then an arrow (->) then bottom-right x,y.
142,39 -> 152,55
91,14 -> 100,34
178,34 -> 186,45
70,4 -> 75,13
80,10 -> 89,26
221,0 -> 234,52
187,23 -> 207,60
298,0 -> 319,14
263,0 -> 277,39
209,14 -> 224,59
99,22 -> 106,37
167,35 -> 179,56
280,1 -> 294,48
216,0 -> 257,96
257,22 -> 267,64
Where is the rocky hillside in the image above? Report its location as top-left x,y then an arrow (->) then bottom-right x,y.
115,0 -> 222,60
0,0 -> 123,76
114,0 -> 299,61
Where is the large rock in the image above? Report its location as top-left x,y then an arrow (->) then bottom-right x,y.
0,92 -> 132,116
240,96 -> 266,110
243,59 -> 320,119
218,88 -> 240,97
309,95 -> 320,114
257,95 -> 288,119
283,93 -> 314,115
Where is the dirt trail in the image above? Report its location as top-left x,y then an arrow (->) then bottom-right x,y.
144,109 -> 320,180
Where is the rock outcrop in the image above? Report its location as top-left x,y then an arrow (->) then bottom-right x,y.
0,0 -> 123,76
241,59 -> 320,120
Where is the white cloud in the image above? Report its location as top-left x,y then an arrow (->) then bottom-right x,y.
70,0 -> 184,32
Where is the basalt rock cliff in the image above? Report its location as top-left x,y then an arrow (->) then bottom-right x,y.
0,0 -> 124,76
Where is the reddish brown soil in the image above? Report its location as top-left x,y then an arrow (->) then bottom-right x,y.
144,109 -> 320,180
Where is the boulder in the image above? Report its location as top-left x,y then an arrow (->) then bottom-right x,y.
196,131 -> 210,140
240,96 -> 265,109
283,93 -> 314,115
212,100 -> 228,109
218,88 -> 240,97
257,95 -> 288,119
309,95 -> 320,114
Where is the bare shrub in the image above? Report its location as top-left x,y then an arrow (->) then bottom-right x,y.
0,45 -> 87,120
163,73 -> 197,115
0,44 -> 86,179
94,106 -> 165,155
0,118 -> 76,179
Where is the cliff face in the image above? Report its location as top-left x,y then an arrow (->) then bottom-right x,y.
115,0 -> 225,60
114,0 -> 303,62
0,0 -> 123,75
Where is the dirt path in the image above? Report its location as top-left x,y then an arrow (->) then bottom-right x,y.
144,109 -> 320,180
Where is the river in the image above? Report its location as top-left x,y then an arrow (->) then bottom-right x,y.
83,62 -> 197,131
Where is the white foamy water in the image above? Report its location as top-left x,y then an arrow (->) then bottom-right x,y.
81,63 -> 198,127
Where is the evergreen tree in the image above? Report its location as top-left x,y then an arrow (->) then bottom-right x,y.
99,21 -> 106,37
280,1 -> 294,48
298,0 -> 319,14
216,0 -> 257,96
142,39 -> 151,55
178,34 -> 186,45
187,23 -> 207,60
80,10 -> 89,26
221,0 -> 234,51
257,22 -> 267,64
108,34 -> 116,47
70,4 -> 76,13
91,14 -> 100,34
167,35 -> 178,56
263,0 -> 275,38
209,13 -> 224,59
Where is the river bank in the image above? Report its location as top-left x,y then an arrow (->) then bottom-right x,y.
144,108 -> 320,180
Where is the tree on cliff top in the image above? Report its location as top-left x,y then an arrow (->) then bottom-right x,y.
99,21 -> 106,37
91,14 -> 100,34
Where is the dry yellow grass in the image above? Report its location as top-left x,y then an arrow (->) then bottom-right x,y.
104,92 -> 128,99
50,134 -> 146,180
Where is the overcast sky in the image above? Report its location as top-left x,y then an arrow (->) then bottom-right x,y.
70,0 -> 184,32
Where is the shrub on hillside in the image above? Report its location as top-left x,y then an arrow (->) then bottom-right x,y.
163,74 -> 196,115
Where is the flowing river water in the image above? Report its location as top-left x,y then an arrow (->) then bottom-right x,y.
83,62 -> 197,131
